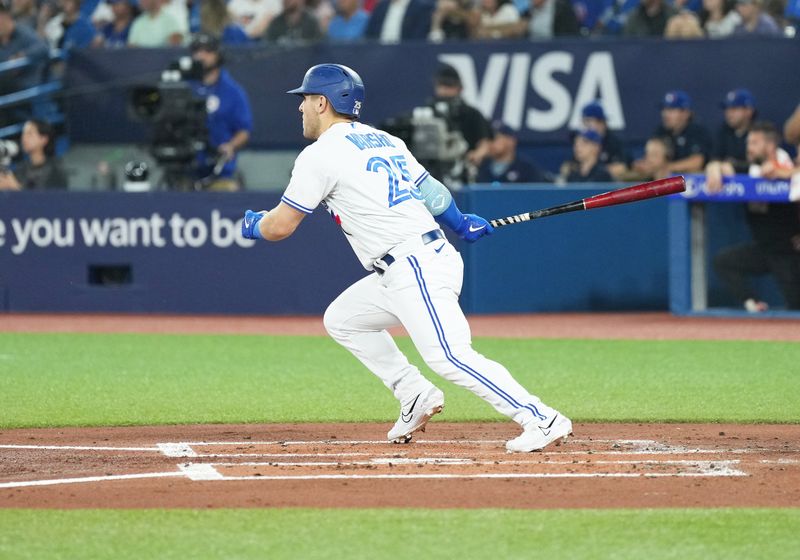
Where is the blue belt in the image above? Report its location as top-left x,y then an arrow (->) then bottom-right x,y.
373,229 -> 444,275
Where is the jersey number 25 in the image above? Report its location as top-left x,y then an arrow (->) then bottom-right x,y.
366,155 -> 423,208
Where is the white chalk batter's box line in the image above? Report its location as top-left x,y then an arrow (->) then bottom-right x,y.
154,438 -> 785,458
177,460 -> 747,481
189,458 -> 744,467
3,437 -> 797,488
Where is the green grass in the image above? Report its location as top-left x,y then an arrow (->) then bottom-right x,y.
1,333 -> 799,428
0,508 -> 798,560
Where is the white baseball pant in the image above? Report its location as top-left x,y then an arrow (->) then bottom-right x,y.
323,239 -> 555,429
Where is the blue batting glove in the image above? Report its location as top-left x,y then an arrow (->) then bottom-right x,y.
436,199 -> 493,243
455,214 -> 494,243
241,209 -> 265,240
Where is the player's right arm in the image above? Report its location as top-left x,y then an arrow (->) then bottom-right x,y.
241,147 -> 330,242
242,203 -> 306,241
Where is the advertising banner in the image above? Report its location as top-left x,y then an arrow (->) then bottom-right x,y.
66,39 -> 800,149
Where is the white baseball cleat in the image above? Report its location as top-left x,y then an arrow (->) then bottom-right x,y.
388,386 -> 445,444
505,413 -> 573,453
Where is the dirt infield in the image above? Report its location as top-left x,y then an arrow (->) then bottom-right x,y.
4,312 -> 800,341
1,423 -> 798,509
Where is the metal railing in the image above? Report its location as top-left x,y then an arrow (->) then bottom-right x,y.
0,49 -> 64,138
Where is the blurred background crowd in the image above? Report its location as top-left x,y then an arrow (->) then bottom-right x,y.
1,0 -> 799,51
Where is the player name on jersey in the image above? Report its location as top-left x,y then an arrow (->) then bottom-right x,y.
345,132 -> 397,151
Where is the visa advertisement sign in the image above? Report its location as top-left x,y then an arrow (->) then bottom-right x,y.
67,38 -> 800,148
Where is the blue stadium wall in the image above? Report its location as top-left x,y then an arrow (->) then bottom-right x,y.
4,187 -> 742,314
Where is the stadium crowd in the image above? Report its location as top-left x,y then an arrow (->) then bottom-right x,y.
0,0 -> 796,53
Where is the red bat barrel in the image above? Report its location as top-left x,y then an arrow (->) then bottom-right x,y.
583,176 -> 686,210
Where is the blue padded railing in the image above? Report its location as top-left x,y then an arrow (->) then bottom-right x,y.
0,50 -> 65,139
0,81 -> 62,109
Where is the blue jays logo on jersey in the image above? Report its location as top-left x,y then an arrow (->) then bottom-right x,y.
206,95 -> 220,114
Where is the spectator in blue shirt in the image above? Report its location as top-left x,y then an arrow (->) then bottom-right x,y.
787,0 -> 800,26
595,0 -> 639,34
560,128 -> 613,183
580,100 -> 628,179
639,89 -> 711,175
0,3 -> 48,94
189,33 -> 254,190
80,0 -> 100,19
44,0 -> 97,50
94,0 -> 137,48
327,0 -> 369,41
476,121 -> 552,184
733,0 -> 781,33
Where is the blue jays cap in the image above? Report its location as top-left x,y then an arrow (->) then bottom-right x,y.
581,101 -> 606,121
491,120 -> 516,137
661,90 -> 692,110
575,128 -> 602,144
721,88 -> 756,109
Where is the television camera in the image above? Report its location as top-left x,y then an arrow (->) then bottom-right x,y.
129,57 -> 208,191
382,97 -> 471,188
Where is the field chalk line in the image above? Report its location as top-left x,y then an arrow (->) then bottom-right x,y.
0,471 -> 185,489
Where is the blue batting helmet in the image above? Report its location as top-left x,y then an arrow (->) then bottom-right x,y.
286,64 -> 365,119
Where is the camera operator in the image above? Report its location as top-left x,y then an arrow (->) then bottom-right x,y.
431,63 -> 492,173
0,119 -> 67,190
189,32 -> 253,191
380,63 -> 491,187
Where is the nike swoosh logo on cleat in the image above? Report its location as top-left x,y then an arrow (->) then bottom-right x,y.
539,414 -> 558,437
434,243 -> 445,253
401,393 -> 421,423
468,224 -> 485,233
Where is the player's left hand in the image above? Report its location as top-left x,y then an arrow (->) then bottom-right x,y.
456,213 -> 493,243
241,209 -> 265,240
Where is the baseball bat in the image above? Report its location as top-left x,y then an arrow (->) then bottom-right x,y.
489,176 -> 686,228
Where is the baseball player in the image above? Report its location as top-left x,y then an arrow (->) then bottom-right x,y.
241,64 -> 571,452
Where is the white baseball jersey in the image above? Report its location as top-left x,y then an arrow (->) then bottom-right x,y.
281,121 -> 439,269
294,122 -> 560,442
